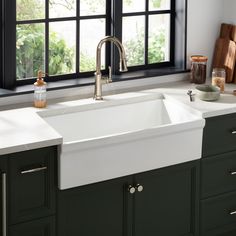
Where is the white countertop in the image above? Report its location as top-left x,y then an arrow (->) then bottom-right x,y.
0,108 -> 62,155
159,81 -> 236,118
42,80 -> 236,119
1,79 -> 236,156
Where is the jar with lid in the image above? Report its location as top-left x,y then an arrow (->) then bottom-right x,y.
190,55 -> 208,84
212,68 -> 225,93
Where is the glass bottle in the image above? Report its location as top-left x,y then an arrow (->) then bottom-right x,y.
34,71 -> 47,108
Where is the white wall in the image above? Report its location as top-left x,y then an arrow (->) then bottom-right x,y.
222,0 -> 236,24
187,0 -> 224,75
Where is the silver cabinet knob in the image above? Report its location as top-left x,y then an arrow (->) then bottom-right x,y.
128,185 -> 136,194
136,184 -> 144,192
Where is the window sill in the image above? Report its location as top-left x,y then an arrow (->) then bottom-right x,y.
0,67 -> 189,98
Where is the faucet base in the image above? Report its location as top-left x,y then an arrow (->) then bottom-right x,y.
94,95 -> 103,100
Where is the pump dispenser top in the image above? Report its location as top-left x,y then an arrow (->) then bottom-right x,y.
34,70 -> 47,108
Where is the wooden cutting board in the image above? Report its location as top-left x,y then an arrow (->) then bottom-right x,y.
212,38 -> 236,83
220,23 -> 236,42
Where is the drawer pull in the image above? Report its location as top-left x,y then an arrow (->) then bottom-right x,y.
21,166 -> 47,174
2,173 -> 6,236
230,171 -> 236,175
230,210 -> 236,215
232,131 -> 236,134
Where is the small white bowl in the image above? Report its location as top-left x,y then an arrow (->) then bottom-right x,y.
195,85 -> 220,101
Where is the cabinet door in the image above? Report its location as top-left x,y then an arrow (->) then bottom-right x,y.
134,162 -> 199,236
58,176 -> 133,236
0,157 -> 7,236
9,216 -> 55,236
9,147 -> 56,224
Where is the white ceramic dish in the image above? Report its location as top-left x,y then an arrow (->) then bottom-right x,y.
196,85 -> 220,101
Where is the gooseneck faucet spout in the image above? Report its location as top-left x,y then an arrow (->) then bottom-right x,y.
94,36 -> 128,100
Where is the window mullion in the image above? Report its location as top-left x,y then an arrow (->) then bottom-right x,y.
76,0 -> 80,74
105,0 -> 111,72
45,0 -> 49,76
145,0 -> 149,65
170,0 -> 176,65
111,0 -> 122,74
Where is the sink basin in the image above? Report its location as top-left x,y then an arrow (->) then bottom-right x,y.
40,92 -> 205,189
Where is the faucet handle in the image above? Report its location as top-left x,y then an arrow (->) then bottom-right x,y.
108,66 -> 112,83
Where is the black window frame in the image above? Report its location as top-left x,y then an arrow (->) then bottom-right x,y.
1,0 -> 187,90
112,0 -> 175,73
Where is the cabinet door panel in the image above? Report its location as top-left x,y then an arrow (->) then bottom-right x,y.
9,216 -> 55,236
58,176 -> 133,236
202,114 -> 236,157
201,191 -> 236,236
201,151 -> 236,198
9,147 -> 56,224
134,163 -> 198,236
220,230 -> 236,236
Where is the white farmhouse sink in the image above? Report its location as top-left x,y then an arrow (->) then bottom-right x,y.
40,92 -> 205,190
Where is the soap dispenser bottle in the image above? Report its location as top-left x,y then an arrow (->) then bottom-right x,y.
34,70 -> 47,108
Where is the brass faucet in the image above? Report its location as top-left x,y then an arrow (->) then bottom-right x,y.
94,36 -> 128,100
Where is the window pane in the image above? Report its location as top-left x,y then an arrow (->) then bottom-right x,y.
49,0 -> 76,18
148,14 -> 170,64
16,24 -> 45,79
122,16 -> 145,66
80,19 -> 105,72
17,0 -> 45,21
123,0 -> 145,13
149,0 -> 170,11
49,21 -> 76,75
80,0 -> 106,16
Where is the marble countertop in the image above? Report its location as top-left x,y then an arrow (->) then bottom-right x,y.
159,81 -> 236,118
1,79 -> 236,155
0,108 -> 62,155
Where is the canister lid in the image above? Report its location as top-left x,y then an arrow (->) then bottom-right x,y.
190,55 -> 208,62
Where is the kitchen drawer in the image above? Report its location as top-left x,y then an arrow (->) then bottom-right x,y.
202,113 -> 236,157
201,151 -> 236,198
201,191 -> 236,236
8,147 -> 56,224
220,230 -> 236,236
9,216 -> 55,236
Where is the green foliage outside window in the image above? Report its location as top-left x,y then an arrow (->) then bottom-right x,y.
16,0 -> 167,79
123,30 -> 165,66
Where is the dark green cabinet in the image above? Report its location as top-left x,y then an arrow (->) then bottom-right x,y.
9,216 -> 55,236
58,176 -> 132,236
200,113 -> 236,236
201,151 -> 236,198
8,147 -> 56,224
58,161 -> 199,236
202,113 -> 236,157
134,163 -> 198,236
0,146 -> 57,236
